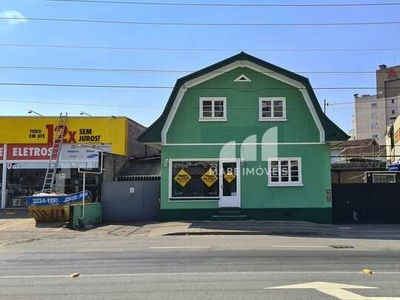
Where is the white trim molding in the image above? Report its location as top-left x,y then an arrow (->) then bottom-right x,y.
163,142 -> 323,146
161,60 -> 325,144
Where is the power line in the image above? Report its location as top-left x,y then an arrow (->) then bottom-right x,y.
0,98 -> 160,108
0,82 -> 386,90
1,43 -> 399,53
0,98 -> 359,110
44,0 -> 400,8
1,16 -> 400,26
0,65 -> 379,75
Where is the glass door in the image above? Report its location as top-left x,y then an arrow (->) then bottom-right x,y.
219,160 -> 240,207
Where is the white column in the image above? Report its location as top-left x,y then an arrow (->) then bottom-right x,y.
1,144 -> 7,209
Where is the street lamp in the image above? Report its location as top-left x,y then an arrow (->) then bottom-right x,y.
28,110 -> 43,116
80,111 -> 92,117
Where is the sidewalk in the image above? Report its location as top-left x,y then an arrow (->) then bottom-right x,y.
126,220 -> 400,240
2,211 -> 400,247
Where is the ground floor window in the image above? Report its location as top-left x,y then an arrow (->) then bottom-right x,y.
171,160 -> 219,198
268,158 -> 302,186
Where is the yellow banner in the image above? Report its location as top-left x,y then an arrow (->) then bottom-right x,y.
0,117 -> 127,156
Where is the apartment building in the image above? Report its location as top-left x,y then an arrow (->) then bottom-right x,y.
352,64 -> 400,144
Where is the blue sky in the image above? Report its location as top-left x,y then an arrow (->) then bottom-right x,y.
1,0 -> 400,133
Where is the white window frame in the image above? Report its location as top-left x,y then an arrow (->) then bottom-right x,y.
259,97 -> 287,121
268,157 -> 303,187
199,97 -> 227,121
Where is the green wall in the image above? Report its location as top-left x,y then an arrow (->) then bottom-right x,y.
159,66 -> 332,222
161,144 -> 332,210
167,67 -> 320,144
70,202 -> 102,229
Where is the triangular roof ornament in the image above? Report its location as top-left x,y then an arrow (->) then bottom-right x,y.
234,74 -> 251,82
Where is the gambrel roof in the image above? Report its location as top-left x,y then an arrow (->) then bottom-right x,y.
139,52 -> 349,143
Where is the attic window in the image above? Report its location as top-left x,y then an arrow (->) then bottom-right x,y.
199,97 -> 227,121
259,97 -> 287,121
234,74 -> 251,82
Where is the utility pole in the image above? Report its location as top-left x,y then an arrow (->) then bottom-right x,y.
324,99 -> 329,114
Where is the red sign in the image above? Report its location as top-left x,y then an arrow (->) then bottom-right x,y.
6,144 -> 52,160
387,68 -> 399,79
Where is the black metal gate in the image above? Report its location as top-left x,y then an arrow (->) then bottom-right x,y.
332,183 -> 400,224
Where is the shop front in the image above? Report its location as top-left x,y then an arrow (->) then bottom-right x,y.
0,115 -> 156,209
0,143 -> 109,208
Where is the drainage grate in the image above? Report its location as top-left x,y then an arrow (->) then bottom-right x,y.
330,245 -> 354,249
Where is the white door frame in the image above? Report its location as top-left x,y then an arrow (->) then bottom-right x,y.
219,158 -> 241,208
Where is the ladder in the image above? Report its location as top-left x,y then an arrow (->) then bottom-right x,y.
41,113 -> 68,193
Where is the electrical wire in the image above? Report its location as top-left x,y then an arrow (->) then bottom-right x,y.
1,16 -> 400,26
0,82 -> 388,90
0,65 -> 379,75
43,0 -> 400,8
0,98 -> 369,110
1,43 -> 399,53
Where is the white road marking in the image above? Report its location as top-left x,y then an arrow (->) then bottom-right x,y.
148,246 -> 212,249
2,271 -> 400,279
271,245 -> 328,248
267,281 -> 400,300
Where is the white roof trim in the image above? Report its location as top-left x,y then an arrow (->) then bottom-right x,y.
161,60 -> 325,144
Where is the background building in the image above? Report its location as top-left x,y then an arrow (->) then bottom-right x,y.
352,64 -> 400,144
0,116 -> 157,209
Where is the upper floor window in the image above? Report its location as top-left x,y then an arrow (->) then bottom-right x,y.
259,97 -> 287,121
199,97 -> 227,121
371,102 -> 378,108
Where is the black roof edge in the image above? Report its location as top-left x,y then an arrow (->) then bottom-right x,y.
138,51 -> 349,143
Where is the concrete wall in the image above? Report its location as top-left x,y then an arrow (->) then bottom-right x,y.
127,119 -> 160,158
103,153 -> 127,181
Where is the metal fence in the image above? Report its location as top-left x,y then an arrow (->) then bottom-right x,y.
332,183 -> 400,224
102,177 -> 160,223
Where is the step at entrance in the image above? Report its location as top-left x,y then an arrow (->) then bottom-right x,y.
211,208 -> 248,221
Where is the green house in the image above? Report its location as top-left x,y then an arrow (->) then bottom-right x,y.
139,52 -> 348,223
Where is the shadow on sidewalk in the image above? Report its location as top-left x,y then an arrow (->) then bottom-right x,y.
160,220 -> 400,241
0,209 -> 32,219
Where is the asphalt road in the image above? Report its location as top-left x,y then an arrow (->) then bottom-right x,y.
1,237 -> 400,300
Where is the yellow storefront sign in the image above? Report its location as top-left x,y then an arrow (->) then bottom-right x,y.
174,169 -> 192,187
201,169 -> 218,187
224,172 -> 236,183
0,117 -> 128,156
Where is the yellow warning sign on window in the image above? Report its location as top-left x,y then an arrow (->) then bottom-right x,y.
201,169 -> 218,187
174,169 -> 192,187
224,172 -> 236,183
